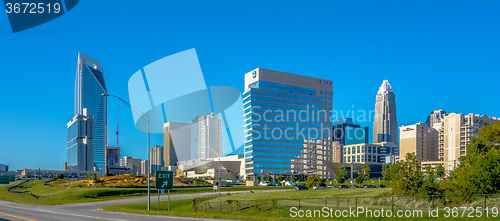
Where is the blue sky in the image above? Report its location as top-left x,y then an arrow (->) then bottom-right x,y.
1,1 -> 499,170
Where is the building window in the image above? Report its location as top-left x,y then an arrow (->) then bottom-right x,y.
320,91 -> 323,94
329,91 -> 332,95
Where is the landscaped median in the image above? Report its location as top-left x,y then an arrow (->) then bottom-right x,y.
0,180 -> 290,205
101,188 -> 500,220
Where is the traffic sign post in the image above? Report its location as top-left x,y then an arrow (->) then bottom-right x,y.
155,171 -> 174,211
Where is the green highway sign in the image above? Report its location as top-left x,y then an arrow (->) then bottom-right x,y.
0,175 -> 15,181
155,171 -> 173,190
0,180 -> 9,184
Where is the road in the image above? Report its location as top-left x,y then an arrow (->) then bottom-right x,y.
0,189 -> 291,221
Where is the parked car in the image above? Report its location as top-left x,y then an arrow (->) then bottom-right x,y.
295,184 -> 309,190
313,185 -> 326,190
259,182 -> 269,186
360,185 -> 367,188
338,185 -> 349,189
326,185 -> 336,188
375,184 -> 386,188
364,185 -> 376,188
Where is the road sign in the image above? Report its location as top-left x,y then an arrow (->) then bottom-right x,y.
213,185 -> 218,190
0,180 -> 9,184
161,190 -> 164,194
155,171 -> 173,190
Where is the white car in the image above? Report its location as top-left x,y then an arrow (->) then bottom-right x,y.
259,182 -> 269,186
313,185 -> 326,190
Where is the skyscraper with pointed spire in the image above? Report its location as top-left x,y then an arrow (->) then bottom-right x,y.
72,53 -> 107,173
373,80 -> 398,144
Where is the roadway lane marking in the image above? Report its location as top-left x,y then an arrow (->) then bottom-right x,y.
0,211 -> 37,221
0,203 -> 126,221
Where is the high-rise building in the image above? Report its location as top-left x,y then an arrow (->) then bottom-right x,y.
67,108 -> 94,171
399,122 -> 439,162
150,145 -> 164,173
63,162 -> 67,171
426,110 -> 447,129
435,113 -> 498,172
163,122 -> 192,166
373,80 -> 398,144
191,114 -> 222,160
243,68 -> 333,179
74,53 -> 107,173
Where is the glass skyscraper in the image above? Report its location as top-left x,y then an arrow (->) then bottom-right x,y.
243,68 -> 333,179
74,53 -> 107,173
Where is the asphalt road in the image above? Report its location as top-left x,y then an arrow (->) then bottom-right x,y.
0,189 -> 291,221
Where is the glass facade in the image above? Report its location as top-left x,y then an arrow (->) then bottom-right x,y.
74,54 -> 107,173
244,76 -> 333,178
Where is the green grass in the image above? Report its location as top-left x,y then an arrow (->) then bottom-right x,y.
102,189 -> 497,221
0,180 -> 289,205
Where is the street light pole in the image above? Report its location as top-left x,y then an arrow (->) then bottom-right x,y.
103,94 -> 151,210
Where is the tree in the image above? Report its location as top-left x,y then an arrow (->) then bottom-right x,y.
389,153 -> 424,196
48,173 -> 54,180
130,173 -> 136,177
88,173 -> 95,180
450,121 -> 500,198
361,164 -> 371,181
291,176 -> 299,182
277,176 -> 284,182
335,166 -> 348,184
255,175 -> 261,181
436,164 -> 445,178
57,174 -> 64,179
306,175 -> 326,188
382,163 -> 390,180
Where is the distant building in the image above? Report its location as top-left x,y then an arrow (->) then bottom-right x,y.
141,160 -> 149,175
373,80 -> 398,144
434,113 -> 498,173
63,162 -> 67,171
150,145 -> 164,174
342,142 -> 398,164
120,156 -> 141,174
0,164 -> 8,172
399,122 -> 439,162
163,122 -> 192,166
426,110 -> 447,129
104,146 -> 121,175
332,118 -> 369,145
74,53 -> 107,174
66,108 -> 95,171
191,114 -> 222,160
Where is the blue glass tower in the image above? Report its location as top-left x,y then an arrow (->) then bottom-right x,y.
74,53 -> 107,173
243,68 -> 333,179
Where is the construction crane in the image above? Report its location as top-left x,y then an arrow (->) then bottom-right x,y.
116,104 -> 120,147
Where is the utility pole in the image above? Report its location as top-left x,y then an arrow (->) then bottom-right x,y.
350,162 -> 353,188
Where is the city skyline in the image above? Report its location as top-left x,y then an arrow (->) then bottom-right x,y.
2,1 -> 500,170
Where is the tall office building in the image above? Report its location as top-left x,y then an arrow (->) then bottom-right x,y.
399,122 -> 439,162
74,53 -> 107,173
163,122 -> 192,166
373,80 -> 398,144
0,164 -> 8,172
243,68 -> 333,179
67,108 -> 94,171
191,114 -> 222,160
